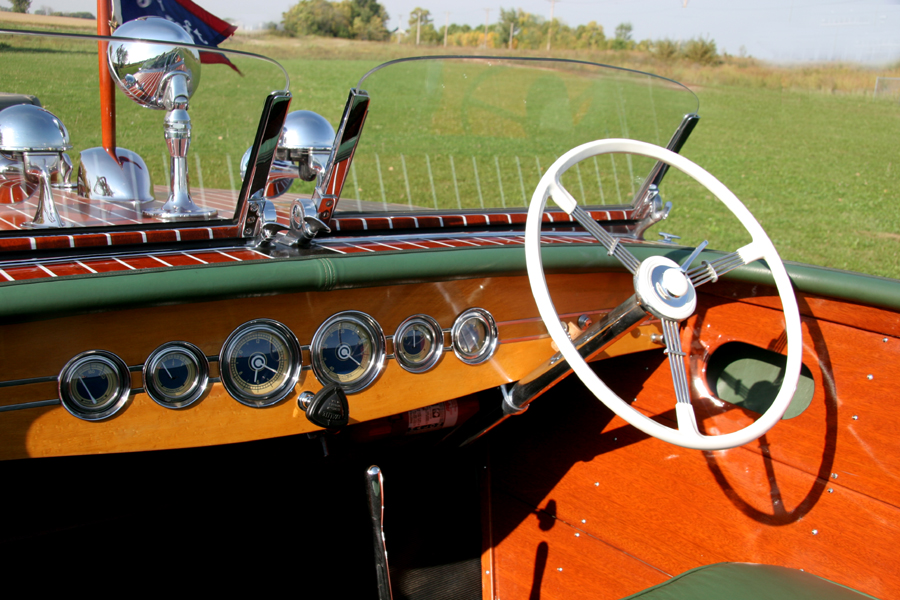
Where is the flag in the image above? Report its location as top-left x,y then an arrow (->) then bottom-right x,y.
113,0 -> 242,74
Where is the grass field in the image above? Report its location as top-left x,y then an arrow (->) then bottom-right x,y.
1,24 -> 897,279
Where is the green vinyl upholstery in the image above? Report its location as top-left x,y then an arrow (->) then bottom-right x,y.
621,563 -> 879,600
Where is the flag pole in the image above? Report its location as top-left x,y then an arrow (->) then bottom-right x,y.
97,0 -> 116,158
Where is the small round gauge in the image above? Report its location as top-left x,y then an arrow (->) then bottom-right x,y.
311,311 -> 385,393
451,308 -> 499,365
220,319 -> 302,408
143,341 -> 209,409
394,314 -> 444,374
59,350 -> 131,421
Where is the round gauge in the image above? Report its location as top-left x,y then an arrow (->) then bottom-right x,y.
143,341 -> 209,409
219,319 -> 302,408
311,311 -> 385,394
58,350 -> 131,421
451,308 -> 499,365
394,314 -> 444,374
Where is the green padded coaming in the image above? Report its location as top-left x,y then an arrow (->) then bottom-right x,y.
1,243 -> 899,324
621,563 -> 880,600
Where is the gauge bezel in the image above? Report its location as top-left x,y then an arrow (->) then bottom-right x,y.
143,341 -> 209,409
451,307 -> 499,365
219,319 -> 302,408
311,311 -> 386,394
58,350 -> 131,421
393,314 -> 445,374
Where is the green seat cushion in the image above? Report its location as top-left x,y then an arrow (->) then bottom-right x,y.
621,563 -> 879,600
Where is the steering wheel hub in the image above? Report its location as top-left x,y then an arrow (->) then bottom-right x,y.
634,256 -> 697,321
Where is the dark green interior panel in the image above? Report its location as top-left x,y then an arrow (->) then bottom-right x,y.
705,342 -> 814,420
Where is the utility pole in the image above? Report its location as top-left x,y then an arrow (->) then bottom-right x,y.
444,12 -> 449,47
398,14 -> 402,44
546,0 -> 555,52
483,8 -> 491,49
509,21 -> 514,50
416,11 -> 421,45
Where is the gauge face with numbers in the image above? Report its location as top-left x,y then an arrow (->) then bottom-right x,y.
311,311 -> 385,394
59,350 -> 131,421
219,320 -> 301,408
394,315 -> 444,374
143,342 -> 209,409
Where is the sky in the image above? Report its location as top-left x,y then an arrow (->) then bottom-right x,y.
23,0 -> 900,64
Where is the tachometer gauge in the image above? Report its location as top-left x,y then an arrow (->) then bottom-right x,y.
451,308 -> 498,365
219,319 -> 302,408
393,315 -> 444,373
143,341 -> 209,409
311,311 -> 385,393
58,350 -> 132,421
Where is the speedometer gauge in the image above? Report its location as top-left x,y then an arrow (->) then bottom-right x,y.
59,350 -> 131,421
143,341 -> 209,409
220,319 -> 302,408
394,314 -> 444,373
311,311 -> 385,393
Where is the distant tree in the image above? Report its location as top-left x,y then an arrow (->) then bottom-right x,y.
282,0 -> 388,41
612,22 -> 633,50
10,0 -> 31,13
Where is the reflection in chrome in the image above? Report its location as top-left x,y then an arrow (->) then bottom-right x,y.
219,319 -> 302,408
77,147 -> 154,205
58,350 -> 131,421
143,341 -> 209,409
311,311 -> 386,394
393,314 -> 444,374
0,104 -> 72,228
451,308 -> 498,365
109,17 -> 215,220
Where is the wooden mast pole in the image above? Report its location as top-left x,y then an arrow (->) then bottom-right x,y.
97,0 -> 116,157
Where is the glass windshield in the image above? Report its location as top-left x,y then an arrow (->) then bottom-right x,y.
0,28 -> 287,231
340,56 -> 698,213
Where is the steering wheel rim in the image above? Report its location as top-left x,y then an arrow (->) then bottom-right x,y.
525,139 -> 803,451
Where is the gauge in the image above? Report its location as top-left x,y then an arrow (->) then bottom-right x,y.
58,350 -> 131,421
393,314 -> 445,373
219,319 -> 302,408
451,308 -> 499,365
143,341 -> 209,409
311,311 -> 385,393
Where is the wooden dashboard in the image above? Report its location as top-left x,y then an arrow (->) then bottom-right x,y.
0,271 -> 663,460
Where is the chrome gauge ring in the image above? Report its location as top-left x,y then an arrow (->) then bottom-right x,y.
219,319 -> 302,408
311,311 -> 386,394
451,308 -> 498,365
393,314 -> 444,374
58,350 -> 131,421
143,341 -> 209,409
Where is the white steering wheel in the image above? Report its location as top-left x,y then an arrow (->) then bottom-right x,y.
525,139 -> 802,450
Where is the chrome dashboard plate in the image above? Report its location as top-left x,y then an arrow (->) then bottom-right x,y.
143,341 -> 209,409
58,350 -> 131,421
219,319 -> 302,408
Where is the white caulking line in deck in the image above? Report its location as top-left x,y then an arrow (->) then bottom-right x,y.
438,217 -> 444,227
206,228 -> 214,239
217,251 -> 242,261
547,212 -> 554,222
322,246 -> 346,254
0,216 -> 18,229
75,261 -> 98,274
175,230 -> 181,241
448,238 -> 479,246
149,255 -> 172,267
387,217 -> 394,230
29,237 -> 36,250
345,243 -> 376,252
182,252 -> 207,264
104,233 -> 112,245
404,241 -> 429,249
67,236 -> 75,248
246,248 -> 273,259
461,215 -> 467,226
334,221 -> 341,232
506,214 -> 512,224
0,269 -> 13,281
429,239 -> 455,248
472,237 -> 504,246
112,257 -> 136,270
374,242 -> 403,251
411,217 -> 419,227
141,232 -> 147,243
37,264 -> 57,277
362,220 -> 368,231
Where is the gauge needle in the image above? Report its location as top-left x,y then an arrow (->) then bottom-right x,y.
79,379 -> 97,404
348,353 -> 361,366
254,369 -> 258,383
162,361 -> 173,379
263,365 -> 278,374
